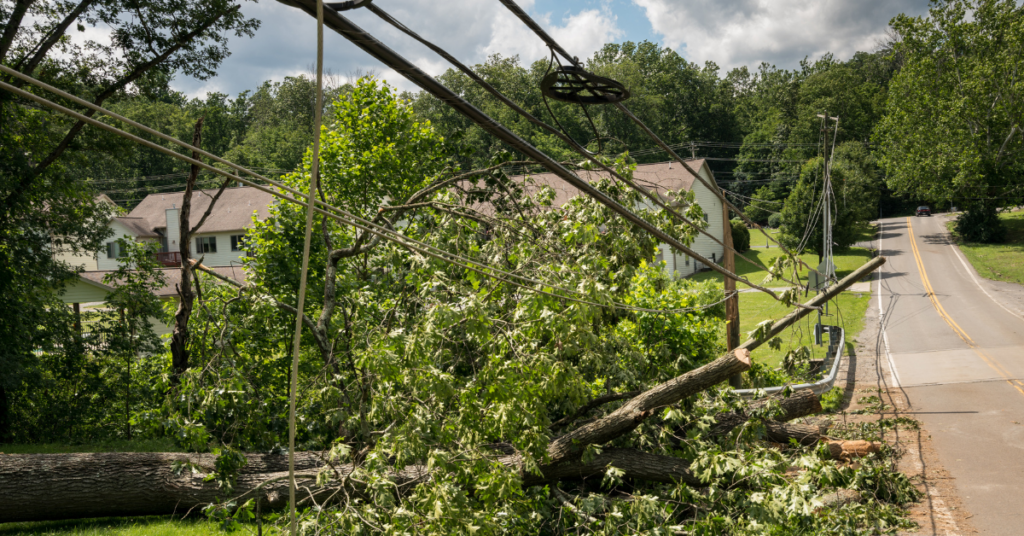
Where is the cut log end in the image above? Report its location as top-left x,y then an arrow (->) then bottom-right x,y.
827,440 -> 881,461
734,348 -> 751,366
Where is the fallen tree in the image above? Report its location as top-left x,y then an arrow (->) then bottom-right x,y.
0,257 -> 888,523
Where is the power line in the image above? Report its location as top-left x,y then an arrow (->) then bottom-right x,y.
358,2 -> 806,294
1,68 -> 735,316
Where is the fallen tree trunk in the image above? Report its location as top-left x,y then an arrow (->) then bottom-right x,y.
0,449 -> 698,522
1,259 -> 886,522
547,349 -> 752,464
709,389 -> 822,437
0,452 -> 335,522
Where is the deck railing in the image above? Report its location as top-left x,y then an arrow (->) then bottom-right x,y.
155,251 -> 181,266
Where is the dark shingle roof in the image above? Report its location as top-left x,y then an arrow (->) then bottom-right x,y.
127,187 -> 275,234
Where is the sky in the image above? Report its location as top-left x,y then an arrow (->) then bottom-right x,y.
169,0 -> 934,99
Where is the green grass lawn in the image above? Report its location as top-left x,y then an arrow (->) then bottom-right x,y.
735,290 -> 873,369
691,245 -> 875,289
950,210 -> 1024,286
0,518 -> 234,536
693,222 -> 877,289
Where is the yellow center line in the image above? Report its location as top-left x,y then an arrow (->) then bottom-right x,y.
906,217 -> 1024,396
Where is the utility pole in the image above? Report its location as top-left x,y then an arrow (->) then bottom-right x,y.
725,194 -> 741,387
816,113 -> 839,284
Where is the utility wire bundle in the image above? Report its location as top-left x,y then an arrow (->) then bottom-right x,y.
276,0 -> 824,293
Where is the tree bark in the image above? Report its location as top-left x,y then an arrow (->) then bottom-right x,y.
0,449 -> 701,522
0,451 -> 331,522
170,118 -> 203,379
708,389 -> 822,437
0,0 -> 34,65
546,349 -> 751,464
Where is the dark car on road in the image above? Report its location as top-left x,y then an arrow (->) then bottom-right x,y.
916,206 -> 931,216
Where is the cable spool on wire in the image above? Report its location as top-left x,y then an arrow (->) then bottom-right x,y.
540,65 -> 630,105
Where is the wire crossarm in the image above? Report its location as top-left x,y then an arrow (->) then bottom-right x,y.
540,65 -> 630,104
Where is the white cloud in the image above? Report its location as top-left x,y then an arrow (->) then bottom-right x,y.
168,0 -> 623,99
631,0 -> 931,69
483,7 -> 624,64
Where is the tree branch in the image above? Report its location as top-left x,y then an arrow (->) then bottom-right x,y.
996,125 -> 1019,166
549,390 -> 641,429
546,350 -> 752,464
189,177 -> 233,236
0,4 -> 240,214
11,0 -> 98,82
188,260 -> 326,354
404,160 -> 537,206
0,0 -> 34,65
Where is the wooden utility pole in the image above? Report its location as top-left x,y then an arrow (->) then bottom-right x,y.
724,199 -> 742,388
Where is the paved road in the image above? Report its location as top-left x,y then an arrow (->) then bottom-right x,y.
877,215 -> 1024,534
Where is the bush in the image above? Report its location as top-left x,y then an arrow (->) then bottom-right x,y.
768,212 -> 782,228
730,219 -> 750,253
955,204 -> 1006,243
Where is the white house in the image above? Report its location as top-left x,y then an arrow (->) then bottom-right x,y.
57,186 -> 275,271
512,159 -> 726,278
56,186 -> 274,334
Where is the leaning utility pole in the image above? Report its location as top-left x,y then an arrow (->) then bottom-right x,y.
725,197 -> 741,387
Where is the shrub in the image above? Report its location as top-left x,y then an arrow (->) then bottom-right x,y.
768,212 -> 782,228
730,219 -> 750,253
955,204 -> 1006,243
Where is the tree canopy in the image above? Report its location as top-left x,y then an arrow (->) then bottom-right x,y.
875,0 -> 1024,241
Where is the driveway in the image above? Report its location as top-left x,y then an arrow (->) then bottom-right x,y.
877,214 -> 1024,534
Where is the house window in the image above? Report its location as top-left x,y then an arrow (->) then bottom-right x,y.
159,237 -> 168,253
195,236 -> 217,254
685,256 -> 690,266
230,235 -> 245,252
106,242 -> 126,259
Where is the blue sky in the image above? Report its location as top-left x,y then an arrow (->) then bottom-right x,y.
167,0 -> 933,99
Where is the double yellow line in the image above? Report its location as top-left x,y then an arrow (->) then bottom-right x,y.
906,217 -> 1024,395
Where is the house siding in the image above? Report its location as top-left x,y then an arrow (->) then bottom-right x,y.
61,279 -> 110,304
97,221 -> 160,271
647,164 -> 725,278
190,232 -> 248,267
53,245 -> 98,272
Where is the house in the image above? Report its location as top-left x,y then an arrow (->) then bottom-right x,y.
511,159 -> 725,278
56,186 -> 275,335
57,186 -> 275,271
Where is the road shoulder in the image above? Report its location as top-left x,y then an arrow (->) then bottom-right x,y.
836,283 -> 977,535
940,212 -> 1024,321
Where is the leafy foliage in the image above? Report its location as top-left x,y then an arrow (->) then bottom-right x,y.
875,0 -> 1024,235
730,219 -> 751,253
778,150 -> 879,261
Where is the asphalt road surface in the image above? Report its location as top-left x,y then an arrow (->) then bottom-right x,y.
877,215 -> 1024,534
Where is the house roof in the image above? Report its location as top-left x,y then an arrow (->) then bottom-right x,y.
127,186 -> 275,234
509,159 -> 713,208
78,265 -> 248,297
95,193 -> 118,208
113,217 -> 160,238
